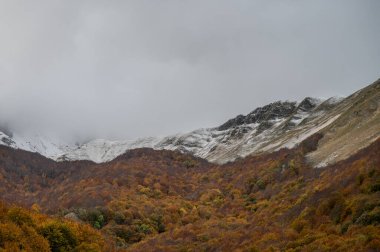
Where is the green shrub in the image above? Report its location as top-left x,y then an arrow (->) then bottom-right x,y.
151,215 -> 165,233
138,224 -> 153,234
317,194 -> 346,224
114,226 -> 142,244
39,222 -> 78,252
245,178 -> 266,193
352,199 -> 379,223
256,179 -> 266,190
7,207 -> 35,227
78,209 -> 105,229
244,195 -> 257,207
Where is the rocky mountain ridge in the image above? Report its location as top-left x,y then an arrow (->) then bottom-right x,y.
1,79 -> 379,167
0,97 -> 332,164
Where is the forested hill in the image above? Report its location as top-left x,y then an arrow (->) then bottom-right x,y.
0,132 -> 379,251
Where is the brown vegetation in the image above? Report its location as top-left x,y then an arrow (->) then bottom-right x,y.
0,133 -> 379,251
0,201 -> 107,251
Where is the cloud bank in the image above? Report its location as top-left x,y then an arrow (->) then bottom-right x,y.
0,0 -> 379,141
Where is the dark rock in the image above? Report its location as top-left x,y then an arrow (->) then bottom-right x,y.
218,101 -> 297,131
1,137 -> 15,146
218,114 -> 245,131
297,97 -> 318,112
257,121 -> 274,133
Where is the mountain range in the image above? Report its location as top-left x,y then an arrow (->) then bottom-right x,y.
1,79 -> 379,167
0,78 -> 379,251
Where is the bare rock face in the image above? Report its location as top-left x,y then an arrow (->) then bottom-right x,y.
297,97 -> 320,112
217,114 -> 246,131
64,212 -> 82,223
218,101 -> 297,131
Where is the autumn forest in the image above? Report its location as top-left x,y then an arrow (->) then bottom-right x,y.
0,131 -> 379,251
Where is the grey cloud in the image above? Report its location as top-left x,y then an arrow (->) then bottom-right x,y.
0,0 -> 379,141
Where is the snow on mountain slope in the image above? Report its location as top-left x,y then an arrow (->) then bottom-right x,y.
2,79 -> 379,167
0,96 -> 341,164
48,96 -> 343,164
56,137 -> 162,163
0,131 -> 68,158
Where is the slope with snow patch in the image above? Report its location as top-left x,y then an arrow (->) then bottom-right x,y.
42,96 -> 343,164
2,79 -> 379,167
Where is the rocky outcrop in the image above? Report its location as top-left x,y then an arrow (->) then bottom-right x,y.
297,97 -> 320,112
218,101 -> 297,131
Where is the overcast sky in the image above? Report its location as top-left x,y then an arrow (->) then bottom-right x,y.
0,0 -> 379,141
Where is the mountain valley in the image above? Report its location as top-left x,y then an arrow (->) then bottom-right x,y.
0,79 -> 379,251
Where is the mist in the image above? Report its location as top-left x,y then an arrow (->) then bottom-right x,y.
0,0 -> 379,141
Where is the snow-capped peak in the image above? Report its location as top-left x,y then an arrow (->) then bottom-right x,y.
0,96 -> 343,164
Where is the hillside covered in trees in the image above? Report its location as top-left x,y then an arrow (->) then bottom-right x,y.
1,1 -> 379,251
0,200 -> 107,251
0,132 -> 379,251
